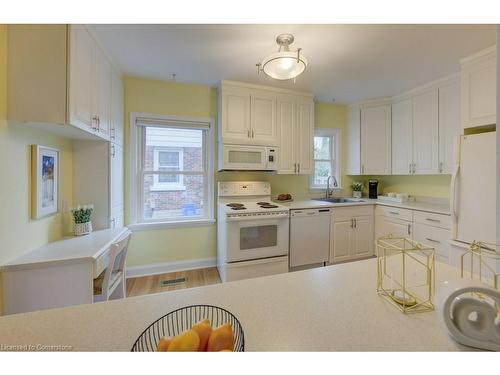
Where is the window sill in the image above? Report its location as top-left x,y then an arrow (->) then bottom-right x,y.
128,218 -> 216,231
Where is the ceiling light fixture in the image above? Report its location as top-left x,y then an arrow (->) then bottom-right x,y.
256,34 -> 308,81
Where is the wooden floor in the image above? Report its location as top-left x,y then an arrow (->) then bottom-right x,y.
126,267 -> 221,298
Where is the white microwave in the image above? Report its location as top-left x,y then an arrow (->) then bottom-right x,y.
219,144 -> 279,171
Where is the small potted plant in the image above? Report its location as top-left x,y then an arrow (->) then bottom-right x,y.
351,182 -> 363,199
72,205 -> 94,236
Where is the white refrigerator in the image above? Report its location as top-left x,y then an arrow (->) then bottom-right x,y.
451,131 -> 497,245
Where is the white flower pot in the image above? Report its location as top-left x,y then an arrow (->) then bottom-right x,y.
353,191 -> 362,199
74,221 -> 92,236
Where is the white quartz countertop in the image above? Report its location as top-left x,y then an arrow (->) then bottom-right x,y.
284,198 -> 450,215
0,227 -> 129,271
0,258 -> 468,351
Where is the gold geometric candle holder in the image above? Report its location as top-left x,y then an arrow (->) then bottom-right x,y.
461,241 -> 500,290
377,235 -> 435,314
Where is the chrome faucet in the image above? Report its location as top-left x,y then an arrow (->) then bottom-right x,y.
325,175 -> 338,198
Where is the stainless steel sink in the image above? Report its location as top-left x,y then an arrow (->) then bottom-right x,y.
312,197 -> 365,203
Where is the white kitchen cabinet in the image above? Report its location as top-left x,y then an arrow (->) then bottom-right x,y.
295,96 -> 314,174
276,94 -> 314,175
375,206 -> 413,241
460,46 -> 496,129
220,85 -> 251,143
277,94 -> 296,174
110,70 -> 124,146
346,104 -> 361,175
413,223 -> 451,263
412,89 -> 439,174
352,215 -> 374,258
8,24 -> 115,141
438,78 -> 461,174
69,24 -> 112,141
330,206 -> 374,263
330,220 -> 353,263
391,98 -> 413,175
93,45 -> 112,138
219,82 -> 279,146
69,24 -> 95,133
360,103 -> 391,175
250,89 -> 277,144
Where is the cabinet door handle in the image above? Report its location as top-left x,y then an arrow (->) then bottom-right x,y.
354,218 -> 357,229
247,129 -> 250,138
389,211 -> 400,215
251,129 -> 254,138
294,163 -> 297,173
91,115 -> 98,130
439,162 -> 443,173
351,218 -> 354,228
409,163 -> 412,174
97,115 -> 101,131
425,218 -> 440,223
407,224 -> 411,236
425,238 -> 441,244
298,163 -> 300,174
412,163 -> 416,174
111,144 -> 115,157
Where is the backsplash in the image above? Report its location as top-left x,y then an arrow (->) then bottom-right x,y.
352,175 -> 452,198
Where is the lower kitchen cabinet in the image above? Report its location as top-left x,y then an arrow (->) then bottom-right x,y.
374,206 -> 413,242
330,207 -> 374,263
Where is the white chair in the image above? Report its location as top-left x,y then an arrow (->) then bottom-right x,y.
93,232 -> 131,302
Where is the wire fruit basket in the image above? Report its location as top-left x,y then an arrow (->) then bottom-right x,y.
131,305 -> 245,352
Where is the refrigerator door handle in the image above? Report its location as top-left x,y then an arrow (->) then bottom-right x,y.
450,164 -> 460,236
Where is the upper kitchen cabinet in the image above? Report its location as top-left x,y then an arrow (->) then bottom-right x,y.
391,75 -> 459,175
438,77 -> 460,173
360,101 -> 392,175
219,81 -> 278,146
460,46 -> 496,130
219,81 -> 314,174
110,69 -> 125,146
346,104 -> 361,175
7,24 -> 118,141
412,88 -> 439,174
276,94 -> 314,174
391,98 -> 413,175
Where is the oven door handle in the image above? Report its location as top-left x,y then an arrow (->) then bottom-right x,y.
225,214 -> 289,222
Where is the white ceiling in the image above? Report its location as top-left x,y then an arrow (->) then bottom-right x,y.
89,24 -> 496,104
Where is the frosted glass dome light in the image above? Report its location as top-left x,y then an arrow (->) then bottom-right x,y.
257,34 -> 308,81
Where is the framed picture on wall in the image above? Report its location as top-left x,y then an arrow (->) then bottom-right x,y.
31,145 -> 59,219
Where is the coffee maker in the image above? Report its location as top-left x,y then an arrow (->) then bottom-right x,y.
368,179 -> 379,199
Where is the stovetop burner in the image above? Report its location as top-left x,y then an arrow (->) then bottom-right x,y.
227,203 -> 244,208
256,202 -> 271,205
231,206 -> 247,210
260,204 -> 279,209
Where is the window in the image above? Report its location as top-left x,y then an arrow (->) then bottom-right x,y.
129,113 -> 214,228
310,128 -> 341,190
152,148 -> 184,190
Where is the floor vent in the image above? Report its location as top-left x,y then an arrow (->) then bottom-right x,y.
161,277 -> 187,287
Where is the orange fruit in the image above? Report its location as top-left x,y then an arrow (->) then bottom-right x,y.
156,337 -> 172,352
207,323 -> 234,352
167,329 -> 200,352
191,319 -> 212,351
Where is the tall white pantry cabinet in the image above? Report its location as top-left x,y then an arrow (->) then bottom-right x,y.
7,24 -> 125,230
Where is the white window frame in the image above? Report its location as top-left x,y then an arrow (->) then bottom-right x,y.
151,147 -> 185,191
129,112 -> 215,230
310,128 -> 342,191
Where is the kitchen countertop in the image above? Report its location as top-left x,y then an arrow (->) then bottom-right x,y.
284,198 -> 450,215
0,258 -> 467,351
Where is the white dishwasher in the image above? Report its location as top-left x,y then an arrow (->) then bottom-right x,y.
289,208 -> 331,269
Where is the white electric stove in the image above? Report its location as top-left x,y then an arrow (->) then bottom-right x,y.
217,181 -> 289,282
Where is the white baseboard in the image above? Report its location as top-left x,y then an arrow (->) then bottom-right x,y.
125,257 -> 217,279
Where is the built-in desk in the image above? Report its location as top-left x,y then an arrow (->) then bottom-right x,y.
1,227 -> 130,315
